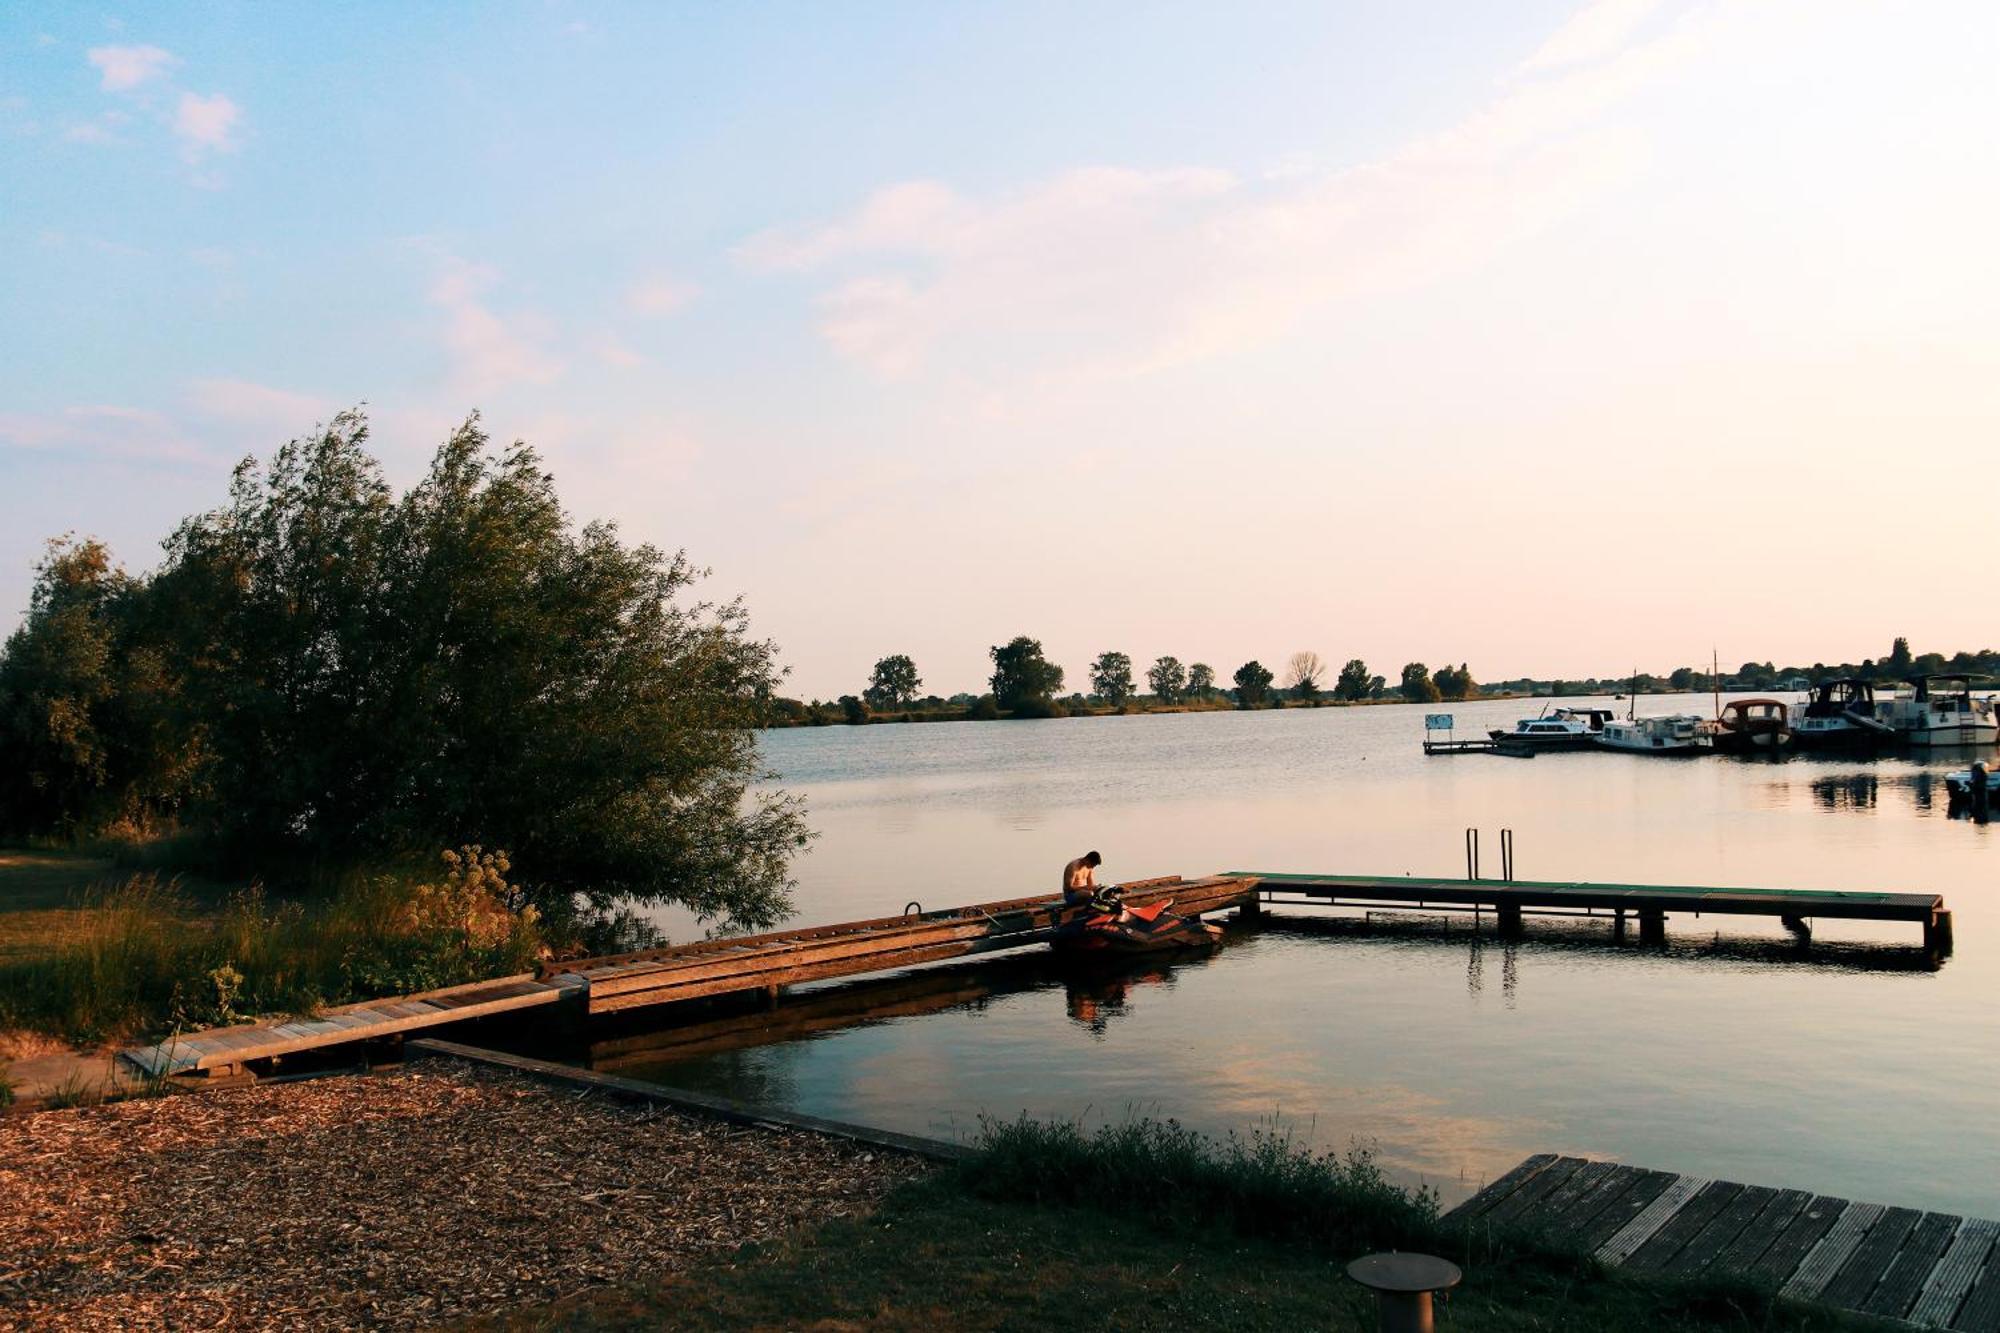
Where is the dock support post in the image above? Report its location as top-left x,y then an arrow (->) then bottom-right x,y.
1612,908 -> 1626,939
1496,902 -> 1523,938
1240,893 -> 1263,920
1639,909 -> 1666,945
1926,909 -> 1954,957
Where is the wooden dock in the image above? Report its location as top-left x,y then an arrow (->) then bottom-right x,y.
1233,871 -> 1952,951
1422,737 -> 1537,757
120,867 -> 1950,1080
1447,1154 -> 2000,1330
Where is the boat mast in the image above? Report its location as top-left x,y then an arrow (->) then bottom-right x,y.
1713,647 -> 1721,720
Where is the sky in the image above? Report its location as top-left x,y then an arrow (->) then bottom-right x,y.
2,1 -> 1996,700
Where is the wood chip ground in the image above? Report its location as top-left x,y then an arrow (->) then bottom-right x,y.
0,1060 -> 927,1330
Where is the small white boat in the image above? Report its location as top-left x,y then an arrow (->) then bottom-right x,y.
1596,714 -> 1713,754
1488,707 -> 1614,751
1874,675 -> 1999,746
1945,766 -> 1996,801
1791,678 -> 1893,748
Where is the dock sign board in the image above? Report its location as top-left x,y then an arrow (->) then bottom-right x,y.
1425,713 -> 1454,731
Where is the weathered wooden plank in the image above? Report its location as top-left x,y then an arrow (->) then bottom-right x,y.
1783,1202 -> 1886,1301
1441,1153 -> 1559,1225
1574,1169 -> 1678,1254
1821,1205 -> 1921,1311
1661,1184 -> 1778,1278
1483,1156 -> 1592,1227
1626,1181 -> 1745,1274
1544,1165 -> 1648,1244
1748,1194 -> 1849,1284
1524,1159 -> 1621,1234
1598,1174 -> 1711,1265
1951,1247 -> 2000,1333
1910,1218 -> 2000,1329
1713,1189 -> 1812,1275
1864,1212 -> 1962,1321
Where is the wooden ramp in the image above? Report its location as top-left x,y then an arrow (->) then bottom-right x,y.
120,973 -> 581,1078
1447,1154 -> 2000,1329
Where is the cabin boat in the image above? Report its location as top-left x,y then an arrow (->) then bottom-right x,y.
1873,675 -> 1999,747
1596,714 -> 1713,754
1488,707 -> 1614,751
1791,678 -> 1894,748
1713,698 -> 1791,753
1945,765 -> 1996,805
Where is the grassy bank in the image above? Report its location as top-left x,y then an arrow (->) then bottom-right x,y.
469,1118 -> 1888,1332
0,847 -> 540,1048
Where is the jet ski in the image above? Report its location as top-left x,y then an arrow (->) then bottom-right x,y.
1050,894 -> 1223,956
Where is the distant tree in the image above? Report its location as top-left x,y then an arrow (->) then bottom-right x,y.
1187,662 -> 1216,697
838,694 -> 869,725
1367,675 -> 1386,699
1148,655 -> 1187,703
864,654 -> 921,710
1888,636 -> 1913,676
1285,651 -> 1325,701
1434,662 -> 1478,701
1233,660 -> 1274,707
1091,651 -> 1135,710
1334,658 -> 1372,702
1668,666 -> 1696,691
990,636 -> 1064,713
1400,662 -> 1441,703
968,694 -> 1001,721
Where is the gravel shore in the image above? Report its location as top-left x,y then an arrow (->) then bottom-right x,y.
0,1059 -> 927,1330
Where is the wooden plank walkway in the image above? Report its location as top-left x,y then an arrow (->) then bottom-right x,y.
1232,872 -> 1950,949
1446,1154 -> 2000,1329
120,973 -> 584,1078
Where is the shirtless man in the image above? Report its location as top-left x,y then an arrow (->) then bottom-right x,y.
1061,850 -> 1120,914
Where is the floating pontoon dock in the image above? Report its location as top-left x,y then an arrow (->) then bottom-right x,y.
1448,1154 -> 2000,1330
122,869 -> 1950,1080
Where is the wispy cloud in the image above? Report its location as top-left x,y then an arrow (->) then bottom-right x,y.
0,404 -> 218,467
626,274 -> 697,316
173,91 -> 241,157
739,1 -> 1714,383
87,44 -> 177,92
184,378 -> 328,429
425,253 -> 564,396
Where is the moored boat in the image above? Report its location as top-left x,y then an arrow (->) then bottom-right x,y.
1874,675 -> 1999,747
1488,707 -> 1615,751
1051,897 -> 1223,956
1791,678 -> 1894,748
1713,698 -> 1791,753
1596,714 -> 1712,754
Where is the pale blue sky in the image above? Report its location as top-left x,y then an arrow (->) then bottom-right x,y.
4,2 -> 1996,697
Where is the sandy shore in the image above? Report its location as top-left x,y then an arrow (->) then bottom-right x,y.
0,1059 -> 927,1330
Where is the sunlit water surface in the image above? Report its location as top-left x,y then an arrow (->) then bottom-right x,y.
577,696 -> 2000,1213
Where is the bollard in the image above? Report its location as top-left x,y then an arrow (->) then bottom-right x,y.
1346,1252 -> 1462,1333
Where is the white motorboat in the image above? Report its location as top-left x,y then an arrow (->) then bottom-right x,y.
1945,765 -> 1996,801
1873,675 -> 1999,746
1488,706 -> 1614,751
1596,714 -> 1713,754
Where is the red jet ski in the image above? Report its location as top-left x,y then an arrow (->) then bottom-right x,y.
1051,894 -> 1224,956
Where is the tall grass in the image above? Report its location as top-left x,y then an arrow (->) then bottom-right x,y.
960,1115 -> 1440,1255
0,857 -> 543,1046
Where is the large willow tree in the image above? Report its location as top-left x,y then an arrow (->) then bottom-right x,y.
0,411 -> 808,929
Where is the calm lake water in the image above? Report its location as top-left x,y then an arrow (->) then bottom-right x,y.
580,696 -> 2000,1214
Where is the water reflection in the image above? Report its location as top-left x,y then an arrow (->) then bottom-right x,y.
1811,774 -> 1878,811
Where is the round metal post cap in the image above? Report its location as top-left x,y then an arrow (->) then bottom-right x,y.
1345,1252 -> 1463,1294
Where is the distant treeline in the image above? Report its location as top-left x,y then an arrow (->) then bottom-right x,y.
768,636 -> 1999,727
765,643 -> 1482,726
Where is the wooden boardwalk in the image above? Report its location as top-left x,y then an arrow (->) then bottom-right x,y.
122,973 -> 583,1078
120,868 -> 1950,1079
1447,1154 -> 2000,1329
1234,872 -> 1951,950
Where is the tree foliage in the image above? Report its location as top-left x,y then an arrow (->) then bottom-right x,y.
990,636 -> 1064,712
0,412 -> 809,930
865,654 -> 921,710
1148,655 -> 1187,703
1334,658 -> 1372,702
1399,662 -> 1441,703
1232,660 -> 1274,707
1187,662 -> 1215,697
1091,651 -> 1135,709
1433,662 -> 1478,701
